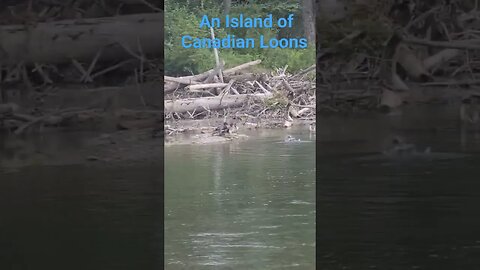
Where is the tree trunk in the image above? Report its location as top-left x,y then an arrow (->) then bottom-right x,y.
301,0 -> 315,42
0,13 -> 163,65
223,0 -> 231,15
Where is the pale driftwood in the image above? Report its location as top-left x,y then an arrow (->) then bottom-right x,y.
165,93 -> 273,114
423,49 -> 461,70
395,44 -> 431,81
187,83 -> 228,90
164,60 -> 261,93
167,60 -> 260,82
0,13 -> 162,65
292,64 -> 316,78
297,108 -> 311,116
164,76 -> 201,85
221,79 -> 236,95
255,81 -> 271,94
290,103 -> 315,109
165,82 -> 180,93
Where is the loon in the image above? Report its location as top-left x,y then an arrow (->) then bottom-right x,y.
213,122 -> 230,136
285,135 -> 301,142
229,122 -> 238,133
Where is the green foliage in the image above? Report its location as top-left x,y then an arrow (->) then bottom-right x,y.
164,4 -> 214,75
165,0 -> 312,75
262,46 -> 315,73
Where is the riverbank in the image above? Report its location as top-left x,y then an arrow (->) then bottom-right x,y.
319,1 -> 480,113
165,117 -> 314,146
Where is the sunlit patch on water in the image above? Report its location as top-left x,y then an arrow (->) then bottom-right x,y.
256,225 -> 282,229
288,200 -> 314,205
191,232 -> 258,237
209,244 -> 284,249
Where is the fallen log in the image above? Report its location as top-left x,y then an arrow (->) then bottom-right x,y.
423,49 -> 461,71
187,83 -> 228,90
421,79 -> 480,87
0,13 -> 163,65
164,76 -> 201,85
404,37 -> 480,50
165,93 -> 273,114
164,60 -> 261,93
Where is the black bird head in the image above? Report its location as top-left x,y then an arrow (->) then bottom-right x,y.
392,138 -> 401,145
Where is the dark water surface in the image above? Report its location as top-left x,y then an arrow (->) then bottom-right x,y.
0,163 -> 162,269
318,105 -> 480,270
165,130 -> 315,269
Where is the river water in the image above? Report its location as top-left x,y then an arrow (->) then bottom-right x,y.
318,105 -> 480,269
165,130 -> 316,269
0,134 -> 163,269
3,104 -> 480,269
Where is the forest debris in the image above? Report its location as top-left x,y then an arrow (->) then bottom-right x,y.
223,60 -> 262,75
0,13 -> 163,65
187,83 -> 229,90
0,103 -> 19,114
380,89 -> 406,109
164,60 -> 315,120
395,44 -> 432,82
318,30 -> 365,61
423,49 -> 461,71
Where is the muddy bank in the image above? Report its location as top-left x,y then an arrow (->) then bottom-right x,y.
164,117 -> 315,146
0,128 -> 162,173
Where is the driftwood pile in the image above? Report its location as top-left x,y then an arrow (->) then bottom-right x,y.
164,60 -> 316,123
319,0 -> 480,113
0,0 -> 162,134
